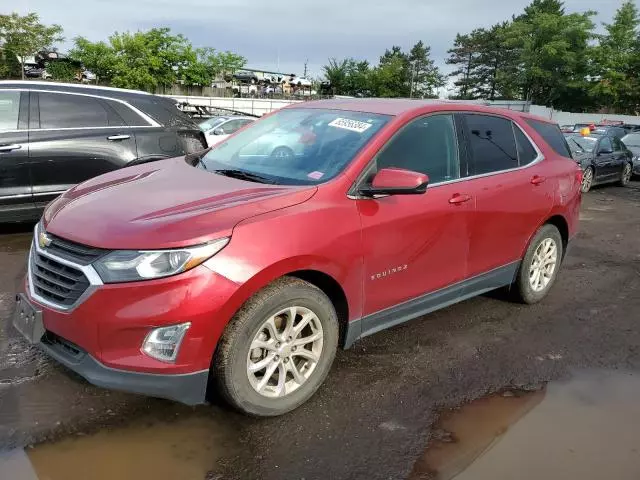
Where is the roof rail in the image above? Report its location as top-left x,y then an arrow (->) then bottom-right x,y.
0,80 -> 152,95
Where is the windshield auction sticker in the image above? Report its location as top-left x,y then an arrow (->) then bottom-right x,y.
328,118 -> 373,133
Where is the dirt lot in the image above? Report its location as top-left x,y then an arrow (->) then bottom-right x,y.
1,182 -> 639,479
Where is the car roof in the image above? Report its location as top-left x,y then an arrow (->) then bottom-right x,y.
292,98 -> 554,123
0,80 -> 153,101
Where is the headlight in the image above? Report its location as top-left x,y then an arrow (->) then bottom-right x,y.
94,238 -> 229,283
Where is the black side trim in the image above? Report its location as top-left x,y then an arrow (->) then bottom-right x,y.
344,262 -> 520,349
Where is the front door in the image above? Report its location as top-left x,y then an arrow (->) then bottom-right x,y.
0,90 -> 34,221
28,91 -> 137,207
357,114 -> 471,327
594,136 -> 617,182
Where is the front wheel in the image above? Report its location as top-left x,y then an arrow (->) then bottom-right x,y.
512,224 -> 563,304
619,162 -> 632,186
213,278 -> 339,416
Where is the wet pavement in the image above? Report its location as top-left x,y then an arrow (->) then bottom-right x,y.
0,182 -> 639,479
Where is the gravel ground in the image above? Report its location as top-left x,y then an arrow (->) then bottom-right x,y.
0,181 -> 639,479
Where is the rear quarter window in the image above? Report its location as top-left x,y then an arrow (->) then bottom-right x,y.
525,119 -> 572,159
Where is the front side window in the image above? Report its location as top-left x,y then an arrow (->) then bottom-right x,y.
374,114 -> 460,184
465,114 -> 518,174
201,108 -> 390,185
221,119 -> 246,135
599,137 -> 613,153
199,117 -> 227,132
39,92 -> 109,129
0,91 -> 21,130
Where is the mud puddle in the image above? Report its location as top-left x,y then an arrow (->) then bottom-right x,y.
0,412 -> 240,480
412,370 -> 640,479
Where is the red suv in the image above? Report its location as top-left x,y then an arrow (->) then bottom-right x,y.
14,100 -> 582,416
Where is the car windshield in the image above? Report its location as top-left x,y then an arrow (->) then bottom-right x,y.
622,133 -> 640,147
565,135 -> 598,153
199,117 -> 227,132
199,108 -> 390,185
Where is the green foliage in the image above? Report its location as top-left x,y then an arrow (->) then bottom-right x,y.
46,60 -> 79,81
0,46 -> 21,79
590,0 -> 640,114
322,42 -> 443,98
0,12 -> 64,79
71,30 -> 246,91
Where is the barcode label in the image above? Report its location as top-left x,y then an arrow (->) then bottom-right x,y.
328,118 -> 373,133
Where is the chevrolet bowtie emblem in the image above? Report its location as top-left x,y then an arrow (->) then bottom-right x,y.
38,231 -> 52,249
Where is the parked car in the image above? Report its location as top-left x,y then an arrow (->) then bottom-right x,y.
0,81 -> 207,222
564,132 -> 634,192
289,77 -> 312,87
233,70 -> 259,84
198,116 -> 255,146
571,123 -> 596,133
621,132 -> 640,177
13,99 -> 581,416
560,125 -> 575,133
591,125 -> 627,139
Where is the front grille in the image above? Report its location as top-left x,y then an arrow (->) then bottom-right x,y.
30,248 -> 90,307
45,234 -> 107,265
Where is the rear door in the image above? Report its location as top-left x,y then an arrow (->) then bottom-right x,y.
0,90 -> 34,220
28,91 -> 137,207
460,113 -> 553,278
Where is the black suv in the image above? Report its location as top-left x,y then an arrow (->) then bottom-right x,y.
0,81 -> 207,222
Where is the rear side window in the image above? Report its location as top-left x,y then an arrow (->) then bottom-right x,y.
613,137 -> 624,152
514,126 -> 539,166
526,119 -> 572,159
39,92 -> 109,129
464,114 -> 518,174
0,91 -> 21,130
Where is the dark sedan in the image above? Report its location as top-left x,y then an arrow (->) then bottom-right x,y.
564,133 -> 634,193
621,132 -> 640,177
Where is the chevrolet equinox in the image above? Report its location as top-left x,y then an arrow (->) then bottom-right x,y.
14,99 -> 582,416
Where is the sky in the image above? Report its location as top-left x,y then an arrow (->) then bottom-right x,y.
14,0 -> 631,86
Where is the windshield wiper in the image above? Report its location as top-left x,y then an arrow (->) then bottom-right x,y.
570,140 -> 585,152
212,169 -> 278,184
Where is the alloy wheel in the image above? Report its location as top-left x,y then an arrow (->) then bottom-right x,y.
529,238 -> 558,292
581,168 -> 593,193
247,306 -> 324,398
622,164 -> 632,185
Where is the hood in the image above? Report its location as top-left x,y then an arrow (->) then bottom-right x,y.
44,158 -> 316,249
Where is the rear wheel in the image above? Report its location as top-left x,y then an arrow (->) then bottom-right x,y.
512,224 -> 563,304
214,278 -> 339,416
581,167 -> 594,193
619,163 -> 632,186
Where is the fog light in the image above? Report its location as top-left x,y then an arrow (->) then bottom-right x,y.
142,323 -> 190,362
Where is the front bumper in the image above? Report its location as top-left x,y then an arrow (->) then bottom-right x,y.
41,331 -> 209,405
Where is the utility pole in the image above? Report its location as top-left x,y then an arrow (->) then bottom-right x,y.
303,59 -> 308,78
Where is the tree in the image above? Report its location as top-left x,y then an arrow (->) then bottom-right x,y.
447,32 -> 481,99
46,60 -> 79,81
0,45 -> 21,79
508,0 -> 596,108
322,57 -> 350,94
0,12 -> 63,79
590,0 -> 640,113
408,41 -> 445,98
70,37 -> 116,83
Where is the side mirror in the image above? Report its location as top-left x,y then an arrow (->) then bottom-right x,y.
213,127 -> 225,136
359,167 -> 429,197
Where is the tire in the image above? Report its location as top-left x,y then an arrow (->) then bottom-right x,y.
512,224 -> 564,305
581,167 -> 594,193
619,162 -> 632,186
214,277 -> 339,417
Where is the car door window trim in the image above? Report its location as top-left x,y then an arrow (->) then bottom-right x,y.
348,111 -> 544,199
0,88 -> 160,129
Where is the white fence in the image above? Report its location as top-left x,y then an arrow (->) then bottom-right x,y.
529,105 -> 640,126
163,95 -> 300,116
